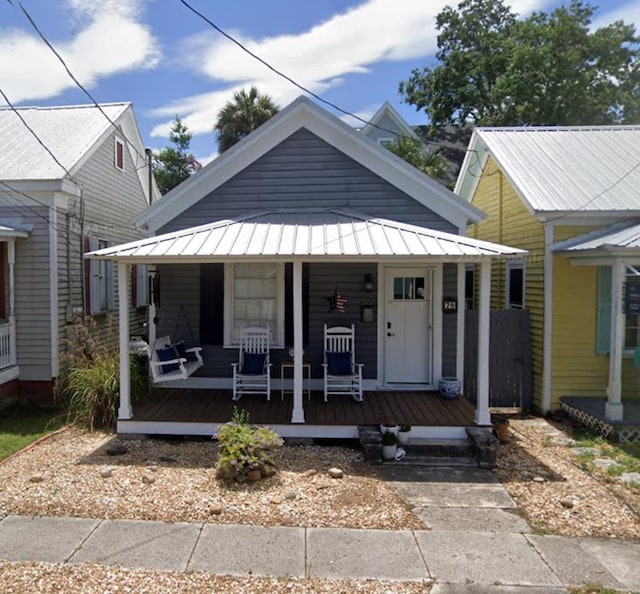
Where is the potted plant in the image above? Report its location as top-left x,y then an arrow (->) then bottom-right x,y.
381,430 -> 398,460
398,424 -> 411,445
379,417 -> 399,436
493,417 -> 510,444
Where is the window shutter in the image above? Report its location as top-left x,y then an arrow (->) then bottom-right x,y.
596,266 -> 612,355
200,264 -> 224,345
0,243 -> 5,319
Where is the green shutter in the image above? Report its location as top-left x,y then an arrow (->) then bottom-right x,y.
596,266 -> 612,355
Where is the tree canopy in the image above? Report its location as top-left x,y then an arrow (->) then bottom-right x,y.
214,86 -> 280,153
152,116 -> 201,195
399,0 -> 640,127
383,137 -> 448,182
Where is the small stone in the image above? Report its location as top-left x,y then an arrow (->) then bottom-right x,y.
100,468 -> 113,478
284,491 -> 297,500
210,503 -> 223,515
569,447 -> 600,457
315,482 -> 329,490
560,498 -> 574,509
621,472 -> 640,486
141,474 -> 156,484
262,466 -> 277,478
592,458 -> 619,470
303,469 -> 318,477
146,465 -> 158,473
328,467 -> 344,479
269,496 -> 283,505
532,476 -> 546,483
28,474 -> 44,483
106,443 -> 128,456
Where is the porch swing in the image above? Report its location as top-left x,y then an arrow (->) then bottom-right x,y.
149,305 -> 204,383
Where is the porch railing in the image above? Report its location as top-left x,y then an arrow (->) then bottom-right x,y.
0,320 -> 16,369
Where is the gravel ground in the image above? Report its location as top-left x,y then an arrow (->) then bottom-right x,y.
0,416 -> 638,592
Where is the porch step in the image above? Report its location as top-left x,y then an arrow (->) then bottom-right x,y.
383,455 -> 478,468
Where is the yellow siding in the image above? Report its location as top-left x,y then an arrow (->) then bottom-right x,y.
552,226 -> 640,405
468,157 -> 545,407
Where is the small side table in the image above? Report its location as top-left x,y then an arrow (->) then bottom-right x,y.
281,360 -> 311,401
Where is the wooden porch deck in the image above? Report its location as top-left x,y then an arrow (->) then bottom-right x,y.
131,389 -> 476,428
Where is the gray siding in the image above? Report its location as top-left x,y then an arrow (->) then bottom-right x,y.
361,113 -> 403,145
442,263 -> 458,377
160,129 -> 456,234
0,205 -> 53,380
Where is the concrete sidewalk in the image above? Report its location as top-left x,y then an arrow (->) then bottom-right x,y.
0,465 -> 638,592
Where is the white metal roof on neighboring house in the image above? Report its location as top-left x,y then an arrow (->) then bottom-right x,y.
0,103 -> 130,180
458,126 -> 640,214
553,219 -> 640,255
89,209 -> 525,262
0,222 -> 30,238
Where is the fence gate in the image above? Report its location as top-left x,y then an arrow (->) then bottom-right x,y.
464,310 -> 532,411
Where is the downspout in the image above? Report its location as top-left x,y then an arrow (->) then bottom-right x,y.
145,148 -> 153,205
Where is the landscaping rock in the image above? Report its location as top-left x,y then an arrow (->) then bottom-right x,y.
284,491 -> 297,500
209,503 -> 223,515
592,458 -> 619,470
621,472 -> 640,486
560,498 -> 574,509
106,443 -> 127,456
141,473 -> 155,485
568,447 -> 600,457
532,476 -> 546,483
262,465 -> 277,478
28,474 -> 44,483
303,469 -> 318,477
100,468 -> 113,478
269,495 -> 283,505
328,467 -> 344,479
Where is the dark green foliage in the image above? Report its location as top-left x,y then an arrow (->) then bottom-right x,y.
382,431 -> 398,446
400,0 -> 640,127
153,116 -> 201,195
214,86 -> 279,153
383,137 -> 448,181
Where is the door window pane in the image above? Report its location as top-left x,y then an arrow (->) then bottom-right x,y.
393,277 -> 425,300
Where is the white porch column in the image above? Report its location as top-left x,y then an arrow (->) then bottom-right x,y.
7,241 -> 16,366
291,260 -> 305,423
456,262 -> 465,390
147,267 -> 157,349
475,259 -> 491,426
606,260 -> 625,421
118,262 -> 132,419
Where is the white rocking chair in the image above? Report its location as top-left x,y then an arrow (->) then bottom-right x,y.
231,327 -> 272,401
323,324 -> 364,403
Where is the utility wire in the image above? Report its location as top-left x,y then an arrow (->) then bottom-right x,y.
177,0 -> 465,153
17,2 -> 150,169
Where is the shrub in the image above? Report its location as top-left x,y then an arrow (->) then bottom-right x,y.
56,315 -> 148,431
215,408 -> 283,480
382,431 -> 398,446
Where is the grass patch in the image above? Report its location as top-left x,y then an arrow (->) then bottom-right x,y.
0,407 -> 66,461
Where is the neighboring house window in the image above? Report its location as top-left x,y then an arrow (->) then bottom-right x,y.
595,266 -> 640,354
84,236 -> 114,314
114,138 -> 125,171
131,264 -> 149,308
224,262 -> 284,347
506,262 -> 525,309
377,137 -> 394,148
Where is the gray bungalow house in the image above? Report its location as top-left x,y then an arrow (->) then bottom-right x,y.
89,96 -> 524,438
0,103 -> 157,403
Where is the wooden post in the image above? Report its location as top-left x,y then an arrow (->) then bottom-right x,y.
475,259 -> 491,426
118,262 -> 132,419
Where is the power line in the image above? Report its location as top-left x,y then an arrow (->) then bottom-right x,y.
177,0 -> 465,154
0,86 -> 73,179
17,2 -> 150,169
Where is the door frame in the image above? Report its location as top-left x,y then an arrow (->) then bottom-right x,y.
378,263 -> 442,389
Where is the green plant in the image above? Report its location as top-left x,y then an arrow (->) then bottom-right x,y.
55,315 -> 148,431
215,407 -> 283,480
382,431 -> 398,446
399,424 -> 411,432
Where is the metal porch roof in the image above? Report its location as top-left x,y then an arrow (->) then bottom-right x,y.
88,209 -> 525,261
553,219 -> 640,256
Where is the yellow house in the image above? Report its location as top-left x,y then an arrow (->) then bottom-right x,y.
456,126 -> 640,441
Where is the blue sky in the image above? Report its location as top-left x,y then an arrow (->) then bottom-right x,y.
1,0 -> 637,163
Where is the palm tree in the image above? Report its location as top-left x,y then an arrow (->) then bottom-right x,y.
384,136 -> 448,182
214,87 -> 280,153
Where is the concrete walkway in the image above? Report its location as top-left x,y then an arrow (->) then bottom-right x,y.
0,465 -> 638,592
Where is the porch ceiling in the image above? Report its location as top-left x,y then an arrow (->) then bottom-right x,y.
88,208 -> 525,262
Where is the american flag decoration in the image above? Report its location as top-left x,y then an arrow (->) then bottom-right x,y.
326,289 -> 348,313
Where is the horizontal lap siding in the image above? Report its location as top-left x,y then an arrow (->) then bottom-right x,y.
468,157 -> 545,409
160,129 -> 455,234
0,205 -> 53,380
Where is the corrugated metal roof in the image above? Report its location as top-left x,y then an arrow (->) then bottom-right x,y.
89,209 -> 525,261
0,223 -> 30,238
553,219 -> 640,253
0,103 -> 129,180
477,126 -> 640,213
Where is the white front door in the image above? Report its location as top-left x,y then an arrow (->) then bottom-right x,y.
384,267 -> 433,384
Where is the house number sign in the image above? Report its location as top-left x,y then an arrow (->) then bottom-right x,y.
443,297 -> 457,313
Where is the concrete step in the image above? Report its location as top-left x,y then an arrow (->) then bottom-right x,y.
382,455 -> 478,468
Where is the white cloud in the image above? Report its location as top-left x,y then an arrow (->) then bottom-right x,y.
592,1 -> 640,30
0,0 -> 160,104
150,0 -> 548,138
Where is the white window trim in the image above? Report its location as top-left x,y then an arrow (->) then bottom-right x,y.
223,262 -> 285,348
506,260 -> 525,310
88,237 -> 115,314
114,138 -> 125,171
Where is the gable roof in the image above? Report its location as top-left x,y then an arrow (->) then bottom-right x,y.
135,96 -> 484,233
553,218 -> 640,257
90,208 -> 524,262
0,102 -> 158,202
359,101 -> 419,141
455,126 -> 640,216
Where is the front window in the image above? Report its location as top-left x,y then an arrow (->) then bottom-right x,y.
506,262 -> 525,309
225,263 -> 284,346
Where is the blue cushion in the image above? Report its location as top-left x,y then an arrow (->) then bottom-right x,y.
156,346 -> 180,373
327,351 -> 351,375
241,351 -> 266,375
173,341 -> 198,363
